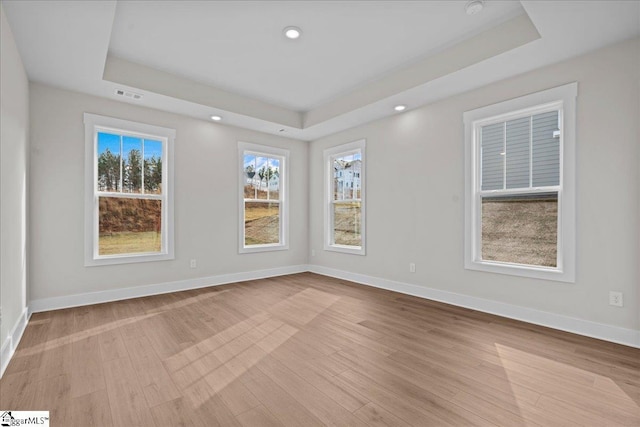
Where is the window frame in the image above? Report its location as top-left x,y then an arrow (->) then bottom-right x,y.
83,113 -> 175,266
238,142 -> 289,253
324,139 -> 366,255
463,83 -> 577,282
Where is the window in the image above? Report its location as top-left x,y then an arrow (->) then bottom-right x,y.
324,139 -> 366,255
84,113 -> 175,266
239,142 -> 289,253
464,83 -> 577,282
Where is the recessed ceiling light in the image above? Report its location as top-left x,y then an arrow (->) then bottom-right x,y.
283,26 -> 302,40
394,105 -> 407,112
465,0 -> 484,15
210,115 -> 222,121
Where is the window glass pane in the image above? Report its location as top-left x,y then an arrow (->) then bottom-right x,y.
143,139 -> 163,194
97,132 -> 122,192
532,111 -> 560,187
333,201 -> 361,246
505,117 -> 530,189
481,123 -> 504,191
244,155 -> 281,201
481,193 -> 557,267
244,201 -> 280,245
99,197 -> 162,255
244,153 -> 258,199
123,136 -> 143,193
333,152 -> 362,201
254,156 -> 270,200
267,157 -> 280,200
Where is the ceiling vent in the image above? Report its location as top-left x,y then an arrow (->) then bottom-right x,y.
115,89 -> 143,100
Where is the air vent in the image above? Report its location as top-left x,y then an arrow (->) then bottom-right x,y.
115,89 -> 143,100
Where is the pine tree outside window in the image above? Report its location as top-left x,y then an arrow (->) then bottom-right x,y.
84,113 -> 175,266
238,142 -> 289,253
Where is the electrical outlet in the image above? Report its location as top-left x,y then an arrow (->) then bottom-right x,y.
609,291 -> 623,307
311,249 -> 316,257
409,263 -> 416,273
190,259 -> 197,269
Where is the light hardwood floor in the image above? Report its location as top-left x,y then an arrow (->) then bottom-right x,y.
1,272 -> 639,426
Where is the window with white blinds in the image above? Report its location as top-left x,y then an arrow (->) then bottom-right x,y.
464,83 -> 577,283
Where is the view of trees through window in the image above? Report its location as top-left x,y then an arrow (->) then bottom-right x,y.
97,132 -> 164,255
332,151 -> 362,246
243,153 -> 281,246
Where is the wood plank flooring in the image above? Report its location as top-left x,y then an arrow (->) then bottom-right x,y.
2,272 -> 639,426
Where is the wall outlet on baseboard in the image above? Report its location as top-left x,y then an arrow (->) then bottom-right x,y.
609,291 -> 623,307
190,259 -> 197,269
409,263 -> 416,273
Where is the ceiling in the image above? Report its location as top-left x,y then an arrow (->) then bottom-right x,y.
109,1 -> 524,111
3,1 -> 639,141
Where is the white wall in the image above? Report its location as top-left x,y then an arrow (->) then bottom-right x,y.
1,4 -> 30,361
29,84 -> 308,302
309,38 -> 640,332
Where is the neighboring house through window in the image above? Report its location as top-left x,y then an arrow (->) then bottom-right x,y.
84,113 -> 175,266
324,139 -> 366,255
239,142 -> 289,253
464,83 -> 577,282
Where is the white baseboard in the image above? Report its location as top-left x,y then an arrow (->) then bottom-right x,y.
1,307 -> 30,378
29,264 -> 308,313
307,265 -> 640,349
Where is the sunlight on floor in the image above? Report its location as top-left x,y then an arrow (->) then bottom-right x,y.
17,290 -> 230,358
165,288 -> 340,409
495,343 -> 640,424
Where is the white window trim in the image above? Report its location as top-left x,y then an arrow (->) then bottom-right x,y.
463,83 -> 577,282
238,142 -> 289,253
83,113 -> 175,266
324,139 -> 366,255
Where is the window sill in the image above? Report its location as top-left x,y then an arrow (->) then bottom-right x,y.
465,259 -> 574,283
85,252 -> 174,267
239,244 -> 289,254
324,244 -> 365,256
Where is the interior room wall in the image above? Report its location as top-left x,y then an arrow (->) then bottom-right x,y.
0,4 -> 30,360
28,83 -> 308,303
309,37 -> 640,333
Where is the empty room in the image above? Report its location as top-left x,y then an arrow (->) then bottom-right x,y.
1,0 -> 639,425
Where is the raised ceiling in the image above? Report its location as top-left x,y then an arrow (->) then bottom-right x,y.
3,1 -> 639,140
109,1 -> 524,111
